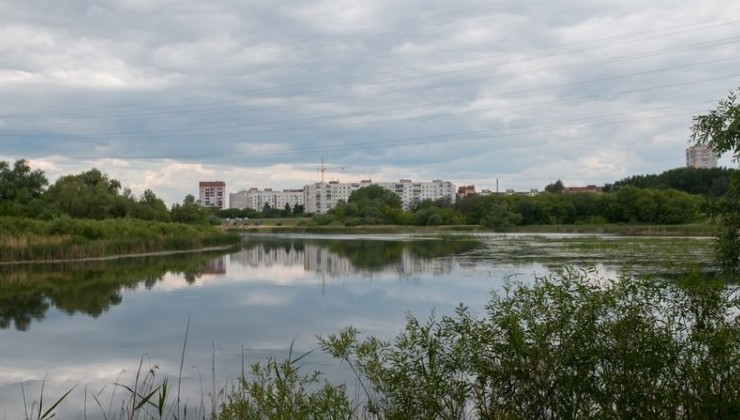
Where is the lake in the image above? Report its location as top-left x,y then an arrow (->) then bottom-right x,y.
0,232 -> 713,418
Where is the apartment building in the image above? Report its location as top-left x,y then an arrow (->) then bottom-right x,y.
304,179 -> 456,214
198,181 -> 225,209
229,188 -> 305,211
686,145 -> 717,169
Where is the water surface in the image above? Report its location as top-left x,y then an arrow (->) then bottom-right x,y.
0,233 -> 712,418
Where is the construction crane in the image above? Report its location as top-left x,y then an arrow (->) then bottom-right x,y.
317,159 -> 345,183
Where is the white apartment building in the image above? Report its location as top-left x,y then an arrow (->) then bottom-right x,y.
686,145 -> 718,169
229,188 -> 305,211
304,179 -> 456,214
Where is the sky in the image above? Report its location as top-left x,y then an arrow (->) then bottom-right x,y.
1,0 -> 739,206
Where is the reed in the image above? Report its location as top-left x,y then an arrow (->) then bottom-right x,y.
0,217 -> 240,262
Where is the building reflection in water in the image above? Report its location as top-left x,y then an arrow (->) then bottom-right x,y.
202,256 -> 227,275
227,239 -> 471,286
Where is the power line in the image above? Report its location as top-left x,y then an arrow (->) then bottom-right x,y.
2,15 -> 738,120
2,57 -> 737,140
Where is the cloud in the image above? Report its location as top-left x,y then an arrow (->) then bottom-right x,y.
0,0 -> 738,201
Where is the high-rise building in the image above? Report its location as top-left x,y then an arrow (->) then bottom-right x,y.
229,188 -> 305,211
199,181 -> 226,209
304,179 -> 457,214
686,145 -> 717,169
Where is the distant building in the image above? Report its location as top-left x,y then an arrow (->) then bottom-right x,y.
230,188 -> 305,211
304,179 -> 457,214
457,185 -> 476,198
199,181 -> 225,209
686,145 -> 717,168
503,188 -> 540,196
564,185 -> 603,194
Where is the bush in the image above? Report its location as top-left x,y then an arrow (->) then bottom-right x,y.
319,268 -> 740,419
218,355 -> 351,420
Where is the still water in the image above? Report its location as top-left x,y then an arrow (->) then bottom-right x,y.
0,233 -> 711,418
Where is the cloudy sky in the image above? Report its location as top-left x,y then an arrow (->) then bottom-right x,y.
1,0 -> 739,205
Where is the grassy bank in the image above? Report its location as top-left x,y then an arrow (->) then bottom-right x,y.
0,216 -> 240,262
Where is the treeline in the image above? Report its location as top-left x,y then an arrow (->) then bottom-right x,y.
312,184 -> 704,229
606,166 -> 737,196
456,186 -> 701,228
0,159 -> 213,224
0,159 -> 240,261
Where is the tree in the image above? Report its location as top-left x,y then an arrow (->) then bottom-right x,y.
0,159 -> 48,216
325,185 -> 404,225
481,198 -> 522,231
691,87 -> 740,276
171,194 -> 210,224
545,179 -> 565,194
348,185 -> 402,209
692,88 -> 740,160
131,189 -> 170,222
43,168 -> 133,219
609,167 -> 736,197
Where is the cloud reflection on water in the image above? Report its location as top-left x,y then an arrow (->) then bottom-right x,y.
0,234 -> 712,418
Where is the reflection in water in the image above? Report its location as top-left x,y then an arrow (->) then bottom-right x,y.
1,235 -> 707,333
233,237 -> 480,280
0,251 -> 231,331
0,234 -> 715,419
0,238 -> 479,331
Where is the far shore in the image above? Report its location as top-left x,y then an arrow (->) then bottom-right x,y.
223,219 -> 716,237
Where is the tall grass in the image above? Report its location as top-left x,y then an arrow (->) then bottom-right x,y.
0,216 -> 240,262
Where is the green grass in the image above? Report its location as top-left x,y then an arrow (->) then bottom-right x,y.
0,216 -> 240,262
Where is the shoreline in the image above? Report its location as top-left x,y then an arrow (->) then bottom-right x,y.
226,222 -> 716,237
0,245 -> 237,266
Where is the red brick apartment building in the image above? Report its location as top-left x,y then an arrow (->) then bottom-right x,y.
199,181 -> 226,209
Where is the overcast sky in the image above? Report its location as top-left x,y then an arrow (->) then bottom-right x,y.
1,0 -> 739,205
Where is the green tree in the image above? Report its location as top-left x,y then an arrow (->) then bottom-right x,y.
348,184 -> 402,209
609,167 -> 736,196
481,197 -> 522,231
130,189 -> 170,222
171,194 -> 210,224
545,179 -> 565,194
691,87 -> 740,276
0,159 -> 48,216
43,168 -> 133,219
454,194 -> 487,224
325,185 -> 404,225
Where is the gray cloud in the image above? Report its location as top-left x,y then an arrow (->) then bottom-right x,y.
1,0 -> 739,204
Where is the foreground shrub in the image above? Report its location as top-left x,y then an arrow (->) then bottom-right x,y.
218,355 -> 351,420
319,268 -> 740,419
